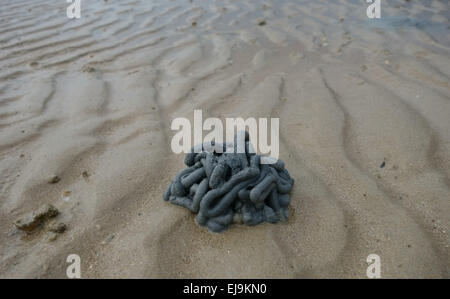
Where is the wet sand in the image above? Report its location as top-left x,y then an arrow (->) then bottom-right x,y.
0,0 -> 449,278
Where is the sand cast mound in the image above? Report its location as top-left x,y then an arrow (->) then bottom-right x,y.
163,133 -> 294,232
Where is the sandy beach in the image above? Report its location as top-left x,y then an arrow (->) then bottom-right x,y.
0,0 -> 449,278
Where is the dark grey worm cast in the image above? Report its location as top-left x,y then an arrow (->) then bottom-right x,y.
163,132 -> 294,233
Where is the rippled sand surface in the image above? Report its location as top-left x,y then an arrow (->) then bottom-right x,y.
0,0 -> 449,278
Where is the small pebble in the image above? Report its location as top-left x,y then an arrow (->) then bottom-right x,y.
62,191 -> 71,201
14,204 -> 59,232
48,176 -> 61,184
47,232 -> 58,242
48,222 -> 67,233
